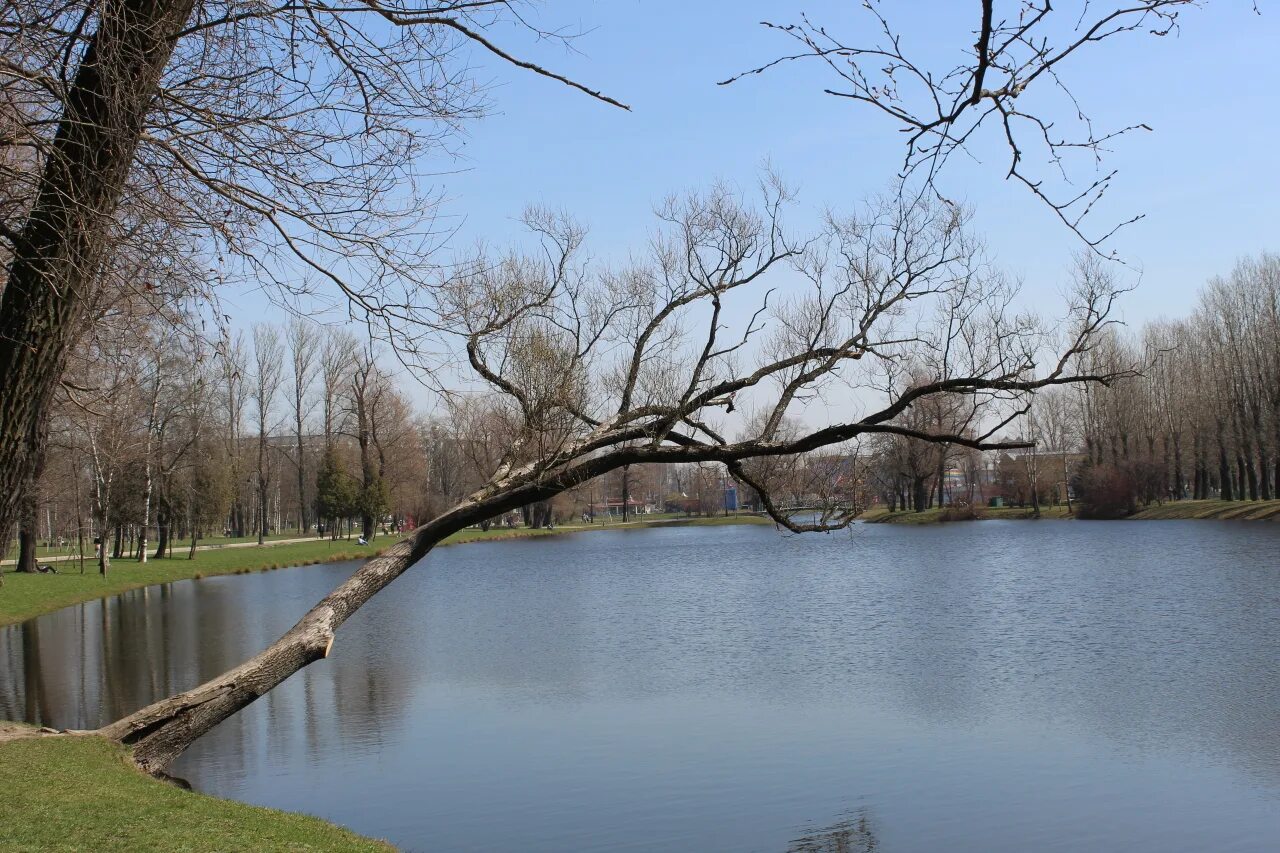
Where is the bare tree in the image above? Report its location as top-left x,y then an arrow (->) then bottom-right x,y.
346,343 -> 390,540
101,181 -> 1128,772
320,331 -> 358,451
218,334 -> 248,537
69,327 -> 146,575
250,325 -> 284,545
1072,251 -> 1280,508
286,319 -> 320,535
723,1 -> 1201,250
0,0 -> 626,552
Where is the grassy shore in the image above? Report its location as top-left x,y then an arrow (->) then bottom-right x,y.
3,531 -> 308,562
1129,498 -> 1280,520
862,499 -> 1280,524
0,513 -> 765,627
860,505 -> 1073,524
0,539 -> 377,627
0,727 -> 389,852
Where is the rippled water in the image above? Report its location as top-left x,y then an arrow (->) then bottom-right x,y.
3,521 -> 1280,851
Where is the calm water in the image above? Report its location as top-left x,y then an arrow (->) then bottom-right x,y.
3,521 -> 1280,851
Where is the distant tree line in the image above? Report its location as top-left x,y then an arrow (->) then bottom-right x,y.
854,253 -> 1280,519
1068,253 -> 1279,516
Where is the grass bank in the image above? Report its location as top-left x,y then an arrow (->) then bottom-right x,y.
3,531 -> 307,562
1129,498 -> 1280,520
0,513 -> 766,627
862,499 -> 1280,524
861,505 -> 1074,524
0,727 -> 388,852
0,539 -> 379,627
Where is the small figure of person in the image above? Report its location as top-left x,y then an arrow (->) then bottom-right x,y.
357,535 -> 368,546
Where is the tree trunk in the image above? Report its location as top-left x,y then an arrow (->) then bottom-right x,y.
296,439 -> 308,536
1236,453 -> 1253,501
621,465 -> 630,522
16,520 -> 39,575
74,468 -> 86,574
155,504 -> 170,559
98,523 -> 111,576
912,476 -> 928,512
257,424 -> 269,545
0,0 -> 199,542
1259,449 -> 1273,501
1219,444 -> 1233,501
139,369 -> 162,563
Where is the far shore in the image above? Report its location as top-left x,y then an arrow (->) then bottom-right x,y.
7,501 -> 1275,627
0,512 -> 768,627
859,498 -> 1280,525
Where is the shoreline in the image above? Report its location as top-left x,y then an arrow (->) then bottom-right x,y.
0,513 -> 768,628
860,498 -> 1280,525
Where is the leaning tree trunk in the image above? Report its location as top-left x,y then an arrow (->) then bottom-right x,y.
0,0 -> 198,542
99,479 -> 556,772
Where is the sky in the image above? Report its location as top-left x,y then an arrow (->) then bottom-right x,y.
224,1 -> 1280,398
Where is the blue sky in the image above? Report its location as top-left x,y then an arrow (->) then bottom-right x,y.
439,1 -> 1279,324
225,1 -> 1278,386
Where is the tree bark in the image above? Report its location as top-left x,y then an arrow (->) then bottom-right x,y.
1219,443 -> 1233,501
155,503 -> 170,559
15,414 -> 49,573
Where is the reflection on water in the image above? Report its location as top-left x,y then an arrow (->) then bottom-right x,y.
787,812 -> 877,853
3,523 -> 1280,851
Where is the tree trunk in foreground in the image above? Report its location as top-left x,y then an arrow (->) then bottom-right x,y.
100,450 -> 637,772
98,495 -> 508,771
0,0 -> 198,543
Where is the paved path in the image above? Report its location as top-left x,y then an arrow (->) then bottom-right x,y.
1,535 -> 325,566
3,515 -> 744,566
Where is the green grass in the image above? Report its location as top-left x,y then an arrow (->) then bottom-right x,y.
6,531 -> 311,561
0,729 -> 389,852
0,540 -> 377,627
861,504 -> 1075,524
1129,498 -> 1280,520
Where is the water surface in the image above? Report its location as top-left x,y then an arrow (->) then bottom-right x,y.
3,521 -> 1280,851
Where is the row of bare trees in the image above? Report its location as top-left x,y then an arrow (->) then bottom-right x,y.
16,312 -> 443,573
849,252 -> 1279,518
1063,253 -> 1280,510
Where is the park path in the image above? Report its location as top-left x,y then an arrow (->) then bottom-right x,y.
0,535 -> 321,566
0,515 -> 712,566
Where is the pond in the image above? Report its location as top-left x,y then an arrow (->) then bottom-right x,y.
3,521 -> 1280,851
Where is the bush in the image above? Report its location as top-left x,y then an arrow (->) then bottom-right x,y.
1072,462 -> 1139,519
938,500 -> 979,522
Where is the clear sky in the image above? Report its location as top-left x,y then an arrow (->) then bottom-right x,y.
224,1 -> 1279,390
444,1 -> 1279,321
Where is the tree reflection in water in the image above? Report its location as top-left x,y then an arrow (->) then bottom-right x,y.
786,810 -> 877,853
